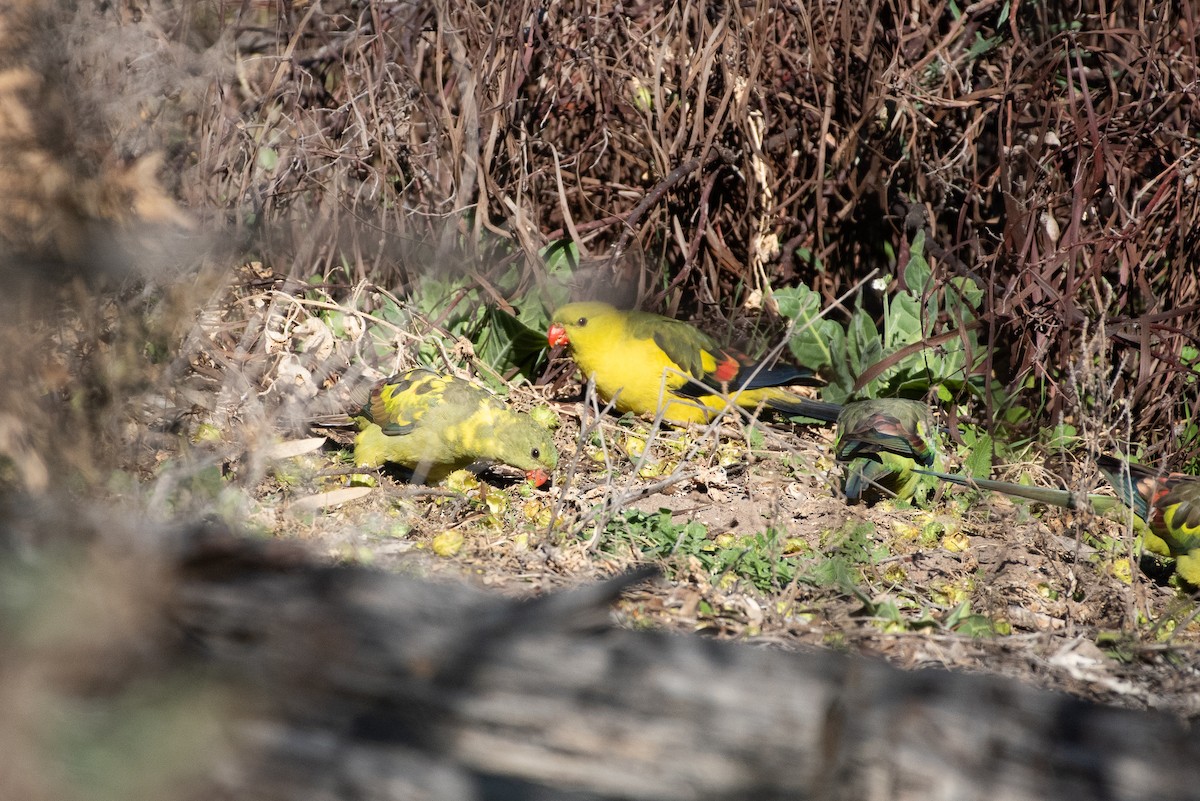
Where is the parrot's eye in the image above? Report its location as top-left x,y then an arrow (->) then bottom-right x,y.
530,447 -> 540,459
576,316 -> 588,327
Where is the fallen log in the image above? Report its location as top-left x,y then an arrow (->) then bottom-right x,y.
2,501 -> 1196,801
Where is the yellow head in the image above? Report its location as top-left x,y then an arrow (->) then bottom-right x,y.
547,301 -> 622,350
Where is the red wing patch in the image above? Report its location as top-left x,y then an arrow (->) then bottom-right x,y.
711,353 -> 741,383
1152,485 -> 1173,509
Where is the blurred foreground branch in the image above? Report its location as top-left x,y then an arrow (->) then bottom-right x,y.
1,497 -> 1196,801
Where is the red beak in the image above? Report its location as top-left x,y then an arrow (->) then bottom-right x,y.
526,468 -> 550,487
547,323 -> 569,348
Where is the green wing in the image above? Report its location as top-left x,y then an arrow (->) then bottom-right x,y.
834,400 -> 939,505
627,308 -> 823,397
835,399 -> 936,466
364,369 -> 452,436
625,310 -> 720,380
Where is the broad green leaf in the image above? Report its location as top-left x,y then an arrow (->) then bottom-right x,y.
475,306 -> 554,380
1043,423 -> 1079,451
903,230 -> 932,296
949,609 -> 996,637
886,291 -> 924,349
803,554 -> 861,593
537,239 -> 578,312
820,324 -> 854,401
845,306 -> 880,377
962,432 -> 994,478
946,276 -> 984,313
772,285 -> 807,319
375,296 -> 408,325
777,286 -> 838,372
540,238 -> 580,275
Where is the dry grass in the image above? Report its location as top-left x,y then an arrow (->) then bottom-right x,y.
173,0 -> 1200,447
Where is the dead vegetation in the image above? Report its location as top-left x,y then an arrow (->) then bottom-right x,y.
184,0 -> 1200,447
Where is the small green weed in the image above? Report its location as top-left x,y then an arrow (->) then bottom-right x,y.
798,520 -> 883,594
603,510 -> 797,592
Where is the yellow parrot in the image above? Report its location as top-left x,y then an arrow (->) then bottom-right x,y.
546,301 -> 838,425
353,369 -> 558,486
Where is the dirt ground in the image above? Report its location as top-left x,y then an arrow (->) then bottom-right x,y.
245,351 -> 1200,721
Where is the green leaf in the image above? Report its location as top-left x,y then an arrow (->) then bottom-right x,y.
321,310 -> 347,339
538,239 -> 578,311
793,246 -> 824,272
885,289 -> 924,350
819,324 -> 853,401
375,296 -> 407,325
903,231 -> 932,296
846,306 -> 881,379
968,33 -> 1001,59
946,276 -> 984,314
946,604 -> 996,637
474,306 -> 553,379
962,433 -> 994,478
1043,423 -> 1079,451
541,238 -> 580,274
803,554 -> 861,592
747,426 -> 766,449
777,285 -> 838,372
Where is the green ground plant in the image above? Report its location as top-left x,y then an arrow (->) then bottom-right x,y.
778,233 -> 988,405
603,510 -> 798,593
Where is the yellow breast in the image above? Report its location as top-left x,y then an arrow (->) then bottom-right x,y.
570,329 -> 710,423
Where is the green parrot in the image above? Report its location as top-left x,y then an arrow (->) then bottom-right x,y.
919,456 -> 1200,586
352,369 -> 559,486
834,399 -> 939,505
1096,455 -> 1200,586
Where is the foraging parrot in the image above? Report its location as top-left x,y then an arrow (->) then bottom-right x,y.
834,398 -> 939,504
919,455 -> 1200,586
1096,454 -> 1200,586
547,301 -> 840,425
353,368 -> 558,486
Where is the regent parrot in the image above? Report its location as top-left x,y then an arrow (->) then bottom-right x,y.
919,455 -> 1200,585
546,301 -> 840,425
353,368 -> 558,486
834,398 -> 939,504
1096,454 -> 1200,586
